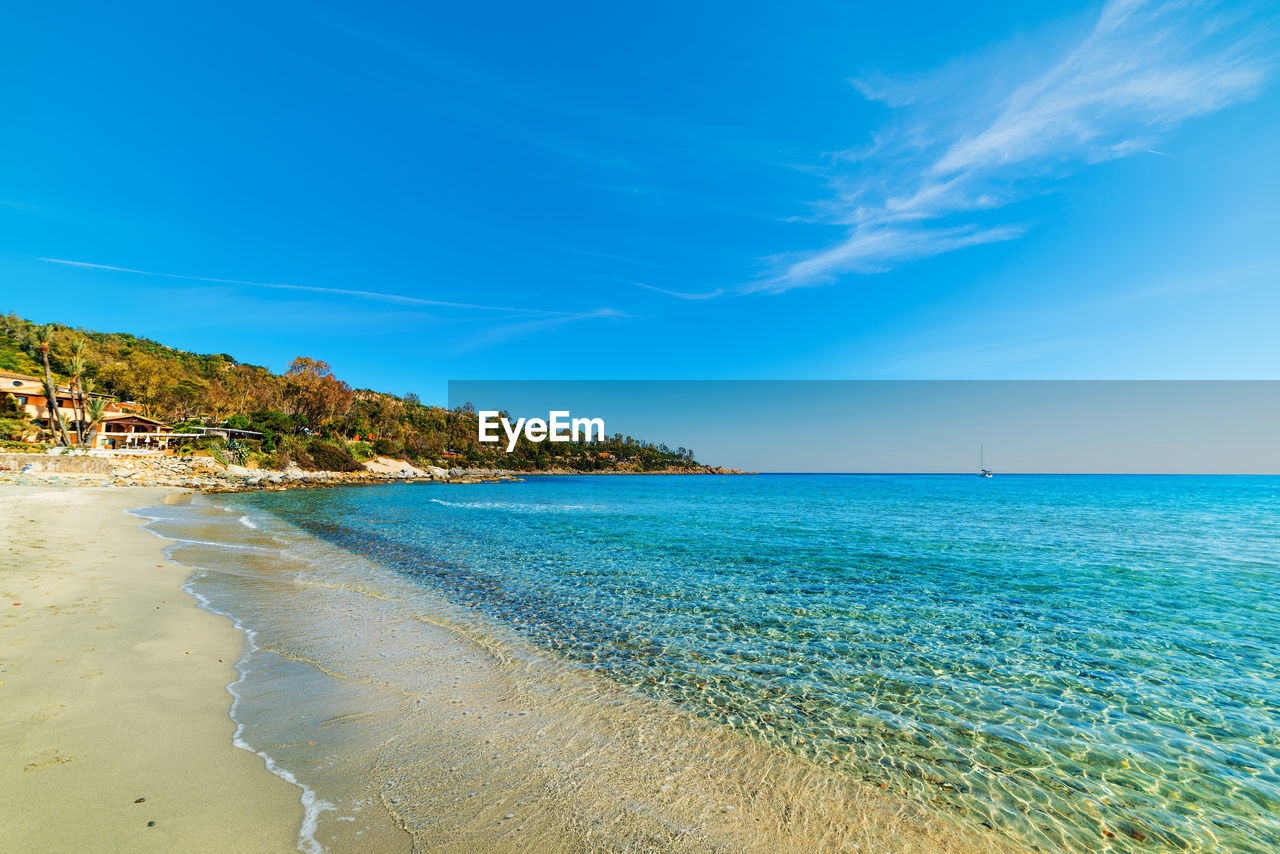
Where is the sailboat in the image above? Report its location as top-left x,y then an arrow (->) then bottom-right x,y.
979,444 -> 993,478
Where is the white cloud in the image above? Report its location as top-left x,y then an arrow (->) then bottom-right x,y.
772,224 -> 1024,290
633,281 -> 726,300
450,308 -> 626,354
39,257 -> 626,352
39,257 -> 585,316
770,0 -> 1272,291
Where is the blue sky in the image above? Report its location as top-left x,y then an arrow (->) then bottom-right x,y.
2,0 -> 1277,401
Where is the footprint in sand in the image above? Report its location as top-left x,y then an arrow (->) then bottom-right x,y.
31,704 -> 66,723
96,624 -> 117,631
81,670 -> 103,680
23,750 -> 74,772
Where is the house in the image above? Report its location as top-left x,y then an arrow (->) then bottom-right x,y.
2,370 -> 119,438
1,370 -> 173,450
93,414 -> 178,451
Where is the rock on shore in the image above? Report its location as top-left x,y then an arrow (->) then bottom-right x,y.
1,451 -> 748,492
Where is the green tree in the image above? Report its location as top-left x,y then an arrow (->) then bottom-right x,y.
85,395 -> 108,449
67,341 -> 89,446
35,325 -> 71,447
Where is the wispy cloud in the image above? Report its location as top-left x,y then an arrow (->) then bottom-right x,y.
633,281 -> 726,300
450,308 -> 626,354
40,256 -> 629,352
766,0 -> 1273,292
39,257 -> 584,316
777,224 -> 1024,287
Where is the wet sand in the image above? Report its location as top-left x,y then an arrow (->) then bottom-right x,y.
0,484 -> 303,852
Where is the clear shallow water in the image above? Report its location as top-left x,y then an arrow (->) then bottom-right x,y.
222,474 -> 1280,853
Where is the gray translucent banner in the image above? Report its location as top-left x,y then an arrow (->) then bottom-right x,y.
447,381 -> 1280,474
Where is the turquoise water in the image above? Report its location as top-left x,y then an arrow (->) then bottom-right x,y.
225,475 -> 1280,852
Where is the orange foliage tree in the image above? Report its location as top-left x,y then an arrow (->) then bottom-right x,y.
282,357 -> 354,432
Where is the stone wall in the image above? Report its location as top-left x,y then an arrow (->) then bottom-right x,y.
0,453 -> 112,474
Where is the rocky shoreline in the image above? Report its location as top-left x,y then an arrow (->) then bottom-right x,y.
0,452 -> 750,492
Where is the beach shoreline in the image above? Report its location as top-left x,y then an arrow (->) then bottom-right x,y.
0,452 -> 752,498
0,483 -> 305,853
2,478 -> 1015,853
154,485 -> 1017,854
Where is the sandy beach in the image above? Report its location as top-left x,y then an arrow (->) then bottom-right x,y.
0,483 -> 303,853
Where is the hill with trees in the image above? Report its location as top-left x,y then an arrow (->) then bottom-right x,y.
0,314 -> 711,473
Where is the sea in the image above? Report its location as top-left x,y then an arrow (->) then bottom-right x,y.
135,474 -> 1280,853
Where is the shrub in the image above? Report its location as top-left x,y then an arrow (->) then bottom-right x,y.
261,446 -> 290,470
305,439 -> 362,472
347,440 -> 373,462
0,417 -> 31,441
224,438 -> 249,464
175,435 -> 215,453
0,438 -> 44,451
250,409 -> 301,436
0,394 -> 26,418
278,435 -> 309,469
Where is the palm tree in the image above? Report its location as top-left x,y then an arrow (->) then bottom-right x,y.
35,325 -> 72,447
67,345 -> 88,446
85,395 -> 108,450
